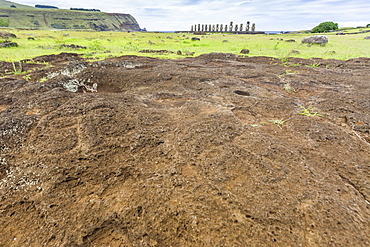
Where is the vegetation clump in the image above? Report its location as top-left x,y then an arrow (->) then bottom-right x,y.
312,21 -> 338,33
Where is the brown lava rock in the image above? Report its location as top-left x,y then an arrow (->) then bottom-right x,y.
0,53 -> 369,246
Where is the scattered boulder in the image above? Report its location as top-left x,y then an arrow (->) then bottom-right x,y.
301,35 -> 328,45
61,44 -> 86,49
290,50 -> 300,54
177,50 -> 182,55
191,37 -> 201,41
185,52 -> 195,56
336,32 -> 345,35
0,31 -> 16,38
222,40 -> 228,42
139,50 -> 174,54
27,37 -> 35,40
285,39 -> 296,42
0,42 -> 18,48
364,36 -> 370,40
240,49 -> 250,54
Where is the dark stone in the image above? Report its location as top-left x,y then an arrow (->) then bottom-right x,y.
28,37 -> 35,40
364,36 -> 370,40
240,49 -> 250,54
0,42 -> 18,48
191,37 -> 201,41
234,90 -> 250,96
177,50 -> 182,55
285,39 -> 296,42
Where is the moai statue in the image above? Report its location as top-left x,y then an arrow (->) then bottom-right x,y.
246,21 -> 250,31
235,24 -> 238,32
220,24 -> 223,32
224,25 -> 228,32
212,25 -> 215,32
252,23 -> 255,31
191,25 -> 194,32
201,24 -> 204,31
205,25 -> 208,32
229,21 -> 233,32
240,24 -> 243,32
216,24 -> 219,32
198,24 -> 201,32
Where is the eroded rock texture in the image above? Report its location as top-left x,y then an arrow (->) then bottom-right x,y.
0,53 -> 369,246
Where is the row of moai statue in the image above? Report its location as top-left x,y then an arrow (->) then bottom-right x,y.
191,21 -> 255,32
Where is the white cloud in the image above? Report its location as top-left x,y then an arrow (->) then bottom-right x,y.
14,0 -> 370,31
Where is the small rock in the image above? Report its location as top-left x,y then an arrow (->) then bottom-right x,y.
185,52 -> 195,56
290,50 -> 300,54
240,49 -> 250,54
177,50 -> 182,55
191,37 -> 200,41
0,42 -> 18,48
364,36 -> 370,40
0,31 -> 16,38
285,39 -> 296,42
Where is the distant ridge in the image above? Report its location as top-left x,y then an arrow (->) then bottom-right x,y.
0,0 -> 34,9
0,0 -> 142,31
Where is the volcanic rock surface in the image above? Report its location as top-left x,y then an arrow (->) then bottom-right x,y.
0,53 -> 369,246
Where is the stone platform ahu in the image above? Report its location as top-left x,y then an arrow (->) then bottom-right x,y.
189,21 -> 263,34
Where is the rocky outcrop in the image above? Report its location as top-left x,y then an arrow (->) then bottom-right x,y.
302,35 -> 328,45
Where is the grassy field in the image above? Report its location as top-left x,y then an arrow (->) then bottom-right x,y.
1,27 -> 370,62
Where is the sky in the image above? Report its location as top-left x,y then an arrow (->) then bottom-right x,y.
15,0 -> 370,31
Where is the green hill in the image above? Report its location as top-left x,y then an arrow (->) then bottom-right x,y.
0,0 -> 34,9
0,1 -> 141,31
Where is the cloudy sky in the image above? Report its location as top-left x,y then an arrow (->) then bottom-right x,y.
15,0 -> 370,31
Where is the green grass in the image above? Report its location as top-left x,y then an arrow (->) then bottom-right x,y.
0,28 -> 370,62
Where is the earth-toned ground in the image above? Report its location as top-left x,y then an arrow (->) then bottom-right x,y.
0,52 -> 369,246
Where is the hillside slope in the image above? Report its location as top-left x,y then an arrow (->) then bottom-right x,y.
0,7 -> 141,31
0,0 -> 34,9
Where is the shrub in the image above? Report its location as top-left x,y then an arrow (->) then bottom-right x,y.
367,24 -> 370,28
312,21 -> 338,33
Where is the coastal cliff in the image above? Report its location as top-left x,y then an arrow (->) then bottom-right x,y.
0,8 -> 142,31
